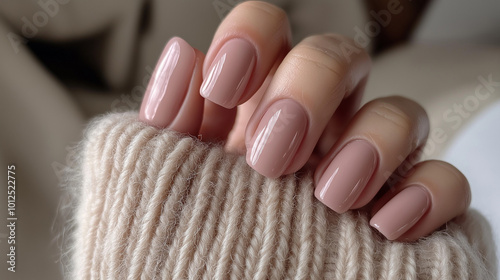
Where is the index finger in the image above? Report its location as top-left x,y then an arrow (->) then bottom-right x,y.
200,1 -> 291,108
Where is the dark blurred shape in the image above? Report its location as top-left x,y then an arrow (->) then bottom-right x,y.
364,0 -> 432,53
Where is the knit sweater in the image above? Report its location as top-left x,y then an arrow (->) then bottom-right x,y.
67,112 -> 497,279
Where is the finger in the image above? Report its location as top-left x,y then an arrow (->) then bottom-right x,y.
168,49 -> 205,135
222,78 -> 268,153
198,101 -> 237,143
245,34 -> 371,178
314,96 -> 429,213
370,160 -> 471,241
139,37 -> 205,135
200,1 -> 291,108
198,47 -> 282,145
315,80 -> 366,158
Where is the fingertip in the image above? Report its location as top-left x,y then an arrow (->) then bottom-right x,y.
168,47 -> 206,135
369,185 -> 431,240
370,160 -> 471,241
245,99 -> 308,178
139,37 -> 196,128
201,1 -> 291,108
314,140 -> 378,214
200,38 -> 256,108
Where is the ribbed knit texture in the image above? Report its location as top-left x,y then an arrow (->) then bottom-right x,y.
68,112 -> 497,280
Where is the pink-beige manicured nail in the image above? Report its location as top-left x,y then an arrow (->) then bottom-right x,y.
139,37 -> 195,128
370,186 -> 430,240
200,38 -> 256,108
315,140 -> 377,213
246,99 -> 308,178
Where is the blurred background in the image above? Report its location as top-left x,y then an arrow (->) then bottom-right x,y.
0,0 -> 499,279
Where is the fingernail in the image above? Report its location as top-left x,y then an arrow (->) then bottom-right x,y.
139,37 -> 195,128
314,140 -> 377,213
246,99 -> 308,178
200,38 -> 256,108
370,186 -> 430,240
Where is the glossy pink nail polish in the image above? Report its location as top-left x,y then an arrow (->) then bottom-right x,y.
200,38 -> 256,108
139,37 -> 195,128
370,186 -> 430,240
246,99 -> 308,178
314,140 -> 377,213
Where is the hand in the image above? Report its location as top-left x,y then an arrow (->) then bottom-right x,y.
138,1 -> 471,241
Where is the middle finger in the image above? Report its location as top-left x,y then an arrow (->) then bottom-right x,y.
245,34 -> 371,178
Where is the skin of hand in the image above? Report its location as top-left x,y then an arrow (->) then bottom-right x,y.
138,1 -> 471,241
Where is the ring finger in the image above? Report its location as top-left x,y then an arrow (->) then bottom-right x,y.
314,96 -> 430,213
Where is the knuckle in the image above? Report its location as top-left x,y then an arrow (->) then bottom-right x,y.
237,1 -> 287,21
322,33 -> 359,50
292,33 -> 368,77
306,34 -> 351,64
288,44 -> 347,80
365,99 -> 415,138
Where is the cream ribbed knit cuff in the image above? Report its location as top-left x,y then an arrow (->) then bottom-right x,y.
68,112 -> 497,279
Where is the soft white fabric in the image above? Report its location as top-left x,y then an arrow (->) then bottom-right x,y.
443,99 -> 500,277
68,112 -> 497,279
364,44 -> 500,159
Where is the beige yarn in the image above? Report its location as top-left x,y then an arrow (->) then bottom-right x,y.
67,112 -> 497,279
